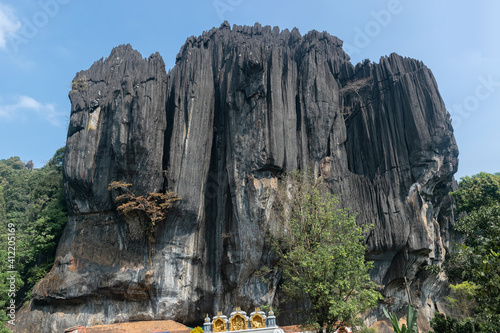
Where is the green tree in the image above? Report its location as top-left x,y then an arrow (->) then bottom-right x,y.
446,281 -> 478,318
0,148 -> 67,329
451,171 -> 500,215
270,170 -> 381,333
443,172 -> 500,331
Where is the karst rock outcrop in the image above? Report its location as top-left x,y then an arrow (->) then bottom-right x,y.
15,22 -> 458,332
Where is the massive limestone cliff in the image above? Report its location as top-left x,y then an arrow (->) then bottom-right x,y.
16,22 -> 458,332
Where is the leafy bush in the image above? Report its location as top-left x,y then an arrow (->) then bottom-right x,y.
430,312 -> 484,333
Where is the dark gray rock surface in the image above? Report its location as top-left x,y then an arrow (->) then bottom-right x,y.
15,23 -> 458,332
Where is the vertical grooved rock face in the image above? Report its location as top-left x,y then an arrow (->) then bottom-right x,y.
15,24 -> 458,333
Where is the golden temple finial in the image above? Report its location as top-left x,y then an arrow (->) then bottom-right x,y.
236,306 -> 241,311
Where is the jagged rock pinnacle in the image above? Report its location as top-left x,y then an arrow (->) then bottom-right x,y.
16,23 -> 457,332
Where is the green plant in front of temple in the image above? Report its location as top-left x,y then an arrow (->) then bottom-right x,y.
270,170 -> 381,333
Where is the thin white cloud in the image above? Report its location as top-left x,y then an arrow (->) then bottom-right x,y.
0,3 -> 21,49
0,95 -> 64,126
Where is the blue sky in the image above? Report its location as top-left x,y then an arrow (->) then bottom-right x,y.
0,0 -> 498,179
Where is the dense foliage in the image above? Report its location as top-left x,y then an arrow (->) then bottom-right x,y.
0,148 -> 67,330
270,170 -> 381,333
430,312 -> 485,332
437,172 -> 500,332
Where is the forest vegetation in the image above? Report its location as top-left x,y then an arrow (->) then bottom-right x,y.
0,148 -> 67,331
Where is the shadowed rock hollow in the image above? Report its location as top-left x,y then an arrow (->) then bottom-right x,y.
15,22 -> 458,332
